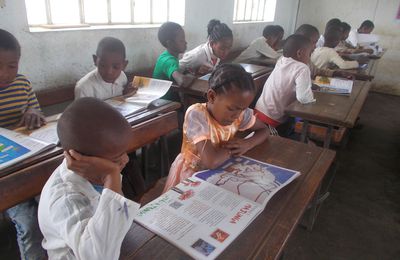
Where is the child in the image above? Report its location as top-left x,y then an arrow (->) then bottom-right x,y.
38,97 -> 139,259
153,22 -> 195,100
0,29 -> 46,259
346,20 -> 375,49
311,26 -> 365,70
179,19 -> 233,75
254,34 -> 315,134
163,64 -> 269,192
316,18 -> 342,48
235,25 -> 283,63
75,37 -> 136,100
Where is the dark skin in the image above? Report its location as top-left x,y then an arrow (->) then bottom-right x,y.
0,49 -> 46,130
166,28 -> 195,87
196,87 -> 269,169
197,37 -> 234,75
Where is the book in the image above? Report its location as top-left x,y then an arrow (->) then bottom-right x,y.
106,76 -> 172,117
314,76 -> 353,95
135,156 -> 300,259
0,127 -> 56,171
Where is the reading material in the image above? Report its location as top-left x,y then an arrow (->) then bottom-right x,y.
135,156 -> 300,259
314,76 -> 353,95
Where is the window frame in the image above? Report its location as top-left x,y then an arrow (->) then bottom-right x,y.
233,0 -> 276,23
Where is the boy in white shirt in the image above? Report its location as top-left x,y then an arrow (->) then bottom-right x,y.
38,97 -> 140,259
255,34 -> 315,135
234,25 -> 283,64
346,20 -> 375,49
75,37 -> 135,100
316,18 -> 342,48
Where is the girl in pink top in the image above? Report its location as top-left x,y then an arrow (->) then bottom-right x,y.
163,64 -> 269,192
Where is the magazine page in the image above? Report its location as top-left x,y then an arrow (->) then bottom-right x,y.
0,127 -> 54,170
105,98 -> 146,117
125,76 -> 172,105
15,114 -> 60,145
194,156 -> 300,208
135,177 -> 262,260
314,76 -> 353,95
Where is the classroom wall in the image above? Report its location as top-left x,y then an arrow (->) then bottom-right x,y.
296,0 -> 400,95
0,0 -> 299,91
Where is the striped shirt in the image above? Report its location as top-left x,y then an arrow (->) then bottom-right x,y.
0,74 -> 41,129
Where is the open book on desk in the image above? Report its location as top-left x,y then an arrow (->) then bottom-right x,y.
14,114 -> 60,145
0,127 -> 56,171
135,156 -> 300,260
105,76 -> 172,117
313,76 -> 353,95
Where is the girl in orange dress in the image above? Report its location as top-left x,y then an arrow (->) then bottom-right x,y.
163,63 -> 269,192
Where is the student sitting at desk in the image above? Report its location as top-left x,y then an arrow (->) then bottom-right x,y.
153,22 -> 195,100
163,64 -> 269,192
0,29 -> 47,260
75,37 -> 136,100
336,22 -> 373,55
234,25 -> 283,64
346,20 -> 376,51
179,19 -> 233,75
316,18 -> 342,48
38,97 -> 139,259
311,26 -> 368,70
255,35 -> 315,136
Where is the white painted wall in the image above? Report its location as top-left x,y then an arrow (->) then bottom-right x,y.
0,0 -> 299,91
296,0 -> 400,95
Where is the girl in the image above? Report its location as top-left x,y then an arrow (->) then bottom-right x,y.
179,19 -> 233,76
163,64 -> 269,192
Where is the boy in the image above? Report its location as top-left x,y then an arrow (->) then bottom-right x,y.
347,20 -> 375,49
153,22 -> 195,100
316,18 -> 342,48
0,29 -> 46,259
75,37 -> 136,100
311,26 -> 367,70
234,25 -> 282,63
38,97 -> 139,259
255,34 -> 315,135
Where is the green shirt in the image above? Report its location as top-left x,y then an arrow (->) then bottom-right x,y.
152,50 -> 179,80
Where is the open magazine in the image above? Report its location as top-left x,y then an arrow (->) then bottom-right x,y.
313,76 -> 353,95
0,127 -> 55,171
15,114 -> 61,145
105,76 -> 172,117
135,156 -> 300,259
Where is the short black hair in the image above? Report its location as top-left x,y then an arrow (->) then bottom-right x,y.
324,26 -> 342,47
96,37 -> 126,59
295,24 -> 319,39
274,25 -> 284,34
0,29 -> 21,56
283,34 -> 310,58
360,20 -> 374,29
207,19 -> 233,43
325,18 -> 342,31
209,63 -> 255,95
158,22 -> 183,48
341,22 -> 351,33
262,25 -> 281,38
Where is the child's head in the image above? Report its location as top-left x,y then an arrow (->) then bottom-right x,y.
93,37 -> 128,84
358,20 -> 374,34
158,22 -> 187,55
323,26 -> 342,48
262,25 -> 282,50
58,97 -> 132,161
207,19 -> 233,60
207,64 -> 255,126
325,18 -> 342,32
341,22 -> 351,40
295,24 -> 319,50
0,29 -> 21,88
283,34 -> 312,64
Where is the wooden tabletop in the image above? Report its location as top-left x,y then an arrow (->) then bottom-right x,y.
285,80 -> 371,128
120,136 -> 336,260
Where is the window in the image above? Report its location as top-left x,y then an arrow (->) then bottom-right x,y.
233,0 -> 276,23
25,0 -> 185,28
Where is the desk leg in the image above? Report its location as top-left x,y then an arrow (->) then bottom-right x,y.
324,126 -> 333,149
300,120 -> 309,143
160,136 -> 170,177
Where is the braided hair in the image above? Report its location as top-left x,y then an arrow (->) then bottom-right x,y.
207,19 -> 233,43
208,63 -> 255,95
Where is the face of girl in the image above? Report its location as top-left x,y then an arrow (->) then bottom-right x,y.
207,86 -> 255,126
210,37 -> 233,60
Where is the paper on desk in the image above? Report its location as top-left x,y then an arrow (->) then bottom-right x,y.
314,76 -> 353,95
125,76 -> 172,105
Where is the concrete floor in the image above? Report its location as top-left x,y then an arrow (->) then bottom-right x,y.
0,92 -> 399,259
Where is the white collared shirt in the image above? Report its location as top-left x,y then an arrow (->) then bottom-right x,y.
346,30 -> 359,48
255,57 -> 315,123
38,159 -> 139,260
311,47 -> 359,69
179,42 -> 220,73
316,35 -> 325,48
74,68 -> 128,100
235,37 -> 281,63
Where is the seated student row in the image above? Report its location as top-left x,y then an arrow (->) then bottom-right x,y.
0,17 -> 373,259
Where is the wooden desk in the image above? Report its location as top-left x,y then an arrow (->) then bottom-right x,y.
0,101 -> 180,211
120,136 -> 336,260
285,80 -> 371,148
247,57 -> 277,67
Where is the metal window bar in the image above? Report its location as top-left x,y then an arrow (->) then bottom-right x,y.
78,0 -> 85,24
131,0 -> 135,24
107,0 -> 111,24
261,0 -> 266,21
243,0 -> 248,21
255,0 -> 260,21
167,0 -> 170,21
249,0 -> 254,21
45,0 -> 52,24
150,0 -> 153,24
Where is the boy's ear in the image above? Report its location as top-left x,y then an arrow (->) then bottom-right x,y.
296,49 -> 303,59
92,55 -> 97,66
206,89 -> 217,104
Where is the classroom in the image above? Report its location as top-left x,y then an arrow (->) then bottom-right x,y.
0,0 -> 399,259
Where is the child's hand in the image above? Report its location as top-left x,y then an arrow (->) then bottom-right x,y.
18,108 -> 46,130
333,71 -> 355,80
222,139 -> 253,156
197,65 -> 213,75
123,82 -> 138,96
181,74 -> 196,88
356,56 -> 369,65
